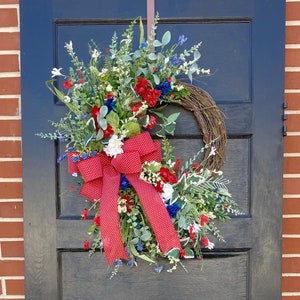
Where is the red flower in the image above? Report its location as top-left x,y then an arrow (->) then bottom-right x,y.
103,125 -> 114,139
173,157 -> 181,174
106,93 -> 115,99
63,77 -> 74,89
83,240 -> 90,249
145,115 -> 156,129
69,184 -> 75,191
159,167 -> 178,184
79,78 -> 85,84
130,102 -> 143,113
81,208 -> 88,220
189,226 -> 195,240
90,105 -> 100,131
142,88 -> 161,107
93,216 -> 101,226
122,195 -> 134,213
201,236 -> 209,247
180,248 -> 186,258
200,214 -> 209,226
154,181 -> 164,193
192,162 -> 200,169
134,77 -> 149,95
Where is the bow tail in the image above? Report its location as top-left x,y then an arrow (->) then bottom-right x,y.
126,174 -> 182,254
99,165 -> 128,265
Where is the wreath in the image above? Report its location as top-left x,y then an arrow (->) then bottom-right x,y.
39,15 -> 240,275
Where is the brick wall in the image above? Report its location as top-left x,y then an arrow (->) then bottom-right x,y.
0,0 -> 25,299
283,1 -> 300,299
0,1 -> 298,299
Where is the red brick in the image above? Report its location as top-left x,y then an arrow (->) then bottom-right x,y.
282,237 -> 300,254
0,0 -> 19,3
285,93 -> 300,110
0,77 -> 20,95
284,157 -> 300,173
283,276 -> 300,292
0,120 -> 21,136
0,54 -> 19,72
0,98 -> 20,116
0,202 -> 23,218
1,241 -> 24,257
0,260 -> 24,276
6,279 -> 25,295
284,178 -> 300,194
0,32 -> 19,50
286,26 -> 300,45
286,2 -> 300,21
0,161 -> 22,178
0,222 -> 23,238
285,72 -> 300,89
285,114 -> 300,132
283,297 -> 300,300
283,257 -> 300,273
0,141 -> 22,157
283,198 -> 300,214
0,8 -> 18,27
0,182 -> 22,198
283,218 -> 300,234
284,136 -> 300,153
286,49 -> 300,67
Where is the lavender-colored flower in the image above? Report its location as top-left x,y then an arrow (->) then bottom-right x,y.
127,259 -> 135,267
178,35 -> 188,46
113,259 -> 123,267
136,241 -> 143,252
80,113 -> 89,120
57,154 -> 67,163
57,135 -> 67,142
154,265 -> 164,273
170,54 -> 183,66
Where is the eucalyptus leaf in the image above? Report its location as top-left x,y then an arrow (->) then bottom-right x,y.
122,54 -> 132,61
95,130 -> 103,141
98,118 -> 107,130
194,50 -> 201,61
140,230 -> 152,241
133,50 -> 141,59
162,31 -> 171,46
167,112 -> 180,124
153,73 -> 160,85
99,105 -> 108,118
148,53 -> 157,60
153,40 -> 162,47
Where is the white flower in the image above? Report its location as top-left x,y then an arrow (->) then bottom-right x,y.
208,146 -> 217,157
51,68 -> 63,78
206,240 -> 215,250
160,183 -> 174,203
92,49 -> 100,59
64,41 -> 73,51
106,84 -> 113,92
64,96 -> 71,103
104,135 -> 124,158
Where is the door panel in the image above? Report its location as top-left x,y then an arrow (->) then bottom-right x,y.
21,0 -> 285,299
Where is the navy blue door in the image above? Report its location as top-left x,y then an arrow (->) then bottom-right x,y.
21,1 -> 285,299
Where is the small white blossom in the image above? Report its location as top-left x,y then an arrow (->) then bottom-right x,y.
64,96 -> 71,103
160,183 -> 174,203
104,135 -> 124,158
208,146 -> 217,157
64,41 -> 73,52
51,68 -> 63,78
106,84 -> 113,92
92,49 -> 100,59
206,241 -> 215,250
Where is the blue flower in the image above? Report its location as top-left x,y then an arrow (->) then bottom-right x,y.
57,135 -> 66,142
105,97 -> 116,113
80,153 -> 89,160
154,265 -> 164,273
170,54 -> 183,66
57,154 -> 67,163
135,222 -> 142,229
136,241 -> 144,252
120,174 -> 131,189
166,200 -> 181,218
113,259 -> 123,267
72,155 -> 80,162
155,80 -> 173,98
90,150 -> 97,157
178,35 -> 188,46
127,259 -> 135,268
80,113 -> 89,120
140,41 -> 147,48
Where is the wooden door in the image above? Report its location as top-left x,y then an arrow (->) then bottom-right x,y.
21,0 -> 285,299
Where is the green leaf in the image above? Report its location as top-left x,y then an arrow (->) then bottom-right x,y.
162,31 -> 171,46
140,230 -> 152,241
87,224 -> 96,235
133,50 -> 141,60
95,130 -> 103,141
164,123 -> 176,135
122,54 -> 132,61
167,248 -> 180,259
167,112 -> 180,124
178,215 -> 187,229
139,17 -> 145,45
153,73 -> 160,85
130,237 -> 139,244
86,117 -> 96,130
99,105 -> 108,118
183,247 -> 195,259
98,118 -> 107,130
123,121 -> 141,138
148,53 -> 157,60
106,111 -> 119,131
194,50 -> 201,61
153,40 -> 162,47
84,133 -> 95,146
